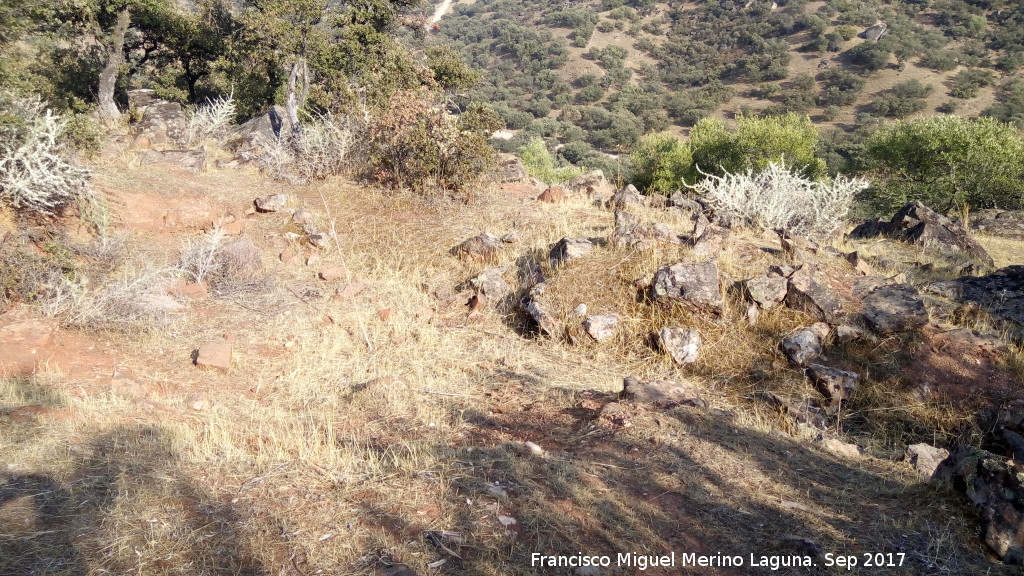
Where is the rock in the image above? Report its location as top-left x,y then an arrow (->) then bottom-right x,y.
129,90 -> 188,145
550,237 -> 593,267
689,224 -> 729,257
835,324 -> 874,343
452,232 -> 504,262
925,266 -> 1024,337
537,186 -> 565,203
805,363 -> 858,405
523,286 -> 562,337
861,284 -> 929,334
380,563 -> 419,576
650,260 -> 722,312
573,303 -> 588,317
141,149 -> 206,173
495,153 -> 528,183
906,443 -> 949,481
334,282 -> 367,301
560,170 -> 613,202
167,280 -> 209,300
781,322 -> 830,366
746,302 -> 760,325
845,251 -> 875,276
319,267 -> 346,282
938,446 -> 1024,564
608,184 -> 645,209
500,231 -> 519,244
968,209 -> 1024,240
470,267 -> 511,299
745,273 -> 789,310
292,209 -> 314,224
186,392 -> 212,411
254,193 -> 288,212
785,265 -> 845,323
0,312 -> 56,376
611,217 -> 681,250
195,341 -> 232,372
862,22 -> 887,41
849,201 -> 994,267
583,314 -> 620,342
818,437 -> 862,459
225,105 -> 296,164
621,376 -> 703,407
659,327 -> 701,364
759,392 -> 828,430
307,233 -> 328,248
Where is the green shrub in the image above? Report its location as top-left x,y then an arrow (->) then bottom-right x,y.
861,115 -> 1024,213
690,113 -> 827,180
869,79 -> 933,118
949,68 -> 994,99
367,90 -> 500,195
629,132 -> 694,195
519,137 -> 583,184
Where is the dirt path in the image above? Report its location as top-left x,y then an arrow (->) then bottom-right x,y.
430,0 -> 455,24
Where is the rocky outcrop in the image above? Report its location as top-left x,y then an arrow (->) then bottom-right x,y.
650,260 -> 722,312
926,266 -> 1024,336
860,283 -> 929,334
849,201 -> 994,267
968,209 -> 1024,240
938,446 -> 1024,564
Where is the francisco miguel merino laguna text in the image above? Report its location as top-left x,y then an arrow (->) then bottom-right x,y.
530,552 -> 817,570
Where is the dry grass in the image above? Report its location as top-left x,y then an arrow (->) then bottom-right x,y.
1,160 -> 1020,575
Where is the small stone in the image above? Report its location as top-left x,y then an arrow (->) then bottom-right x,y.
781,323 -> 830,366
279,248 -> 295,264
659,327 -> 701,364
195,341 -> 232,372
537,186 -> 565,203
621,376 -> 703,407
650,260 -> 722,312
861,284 -> 929,335
377,308 -> 394,321
292,209 -> 314,224
452,232 -> 504,262
805,363 -> 859,405
334,282 -> 366,300
906,443 -> 949,481
525,299 -> 561,337
254,193 -> 288,212
500,231 -> 520,243
583,314 -> 620,342
550,237 -> 594,267
746,274 -> 789,309
574,303 -> 588,317
818,437 -> 862,459
319,267 -> 347,282
469,268 -> 511,299
307,233 -> 328,248
186,392 -> 211,411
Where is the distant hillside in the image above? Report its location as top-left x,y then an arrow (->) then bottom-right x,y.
429,0 -> 1024,165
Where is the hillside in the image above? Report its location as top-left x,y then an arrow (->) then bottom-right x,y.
429,0 -> 1024,163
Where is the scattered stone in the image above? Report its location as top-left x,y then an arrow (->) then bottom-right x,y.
195,341 -> 232,372
573,303 -> 588,317
621,376 -> 703,407
254,193 -> 288,212
805,363 -> 858,405
377,308 -> 395,321
835,324 -> 874,343
746,303 -> 760,325
452,232 -> 504,262
186,392 -> 211,411
523,287 -> 562,337
659,327 -> 701,364
141,149 -> 206,173
938,446 -> 1024,564
906,443 -> 950,481
608,184 -> 645,209
279,249 -> 295,264
550,237 -> 593,267
650,260 -> 722,312
781,322 -> 830,366
849,201 -> 994,267
612,212 -> 682,249
968,209 -> 1024,240
758,392 -> 828,430
845,251 -> 874,276
306,233 -> 328,248
745,273 -> 789,310
537,186 -> 565,203
291,209 -> 314,224
785,265 -> 845,323
334,282 -> 367,301
319,267 -> 346,282
861,284 -> 929,334
583,314 -> 620,342
470,268 -> 512,299
689,224 -> 729,257
500,231 -> 519,244
818,437 -> 862,459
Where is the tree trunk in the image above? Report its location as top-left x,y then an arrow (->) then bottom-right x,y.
97,7 -> 130,124
285,58 -> 309,139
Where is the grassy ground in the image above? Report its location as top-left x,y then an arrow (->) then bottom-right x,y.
1,158 -> 1021,575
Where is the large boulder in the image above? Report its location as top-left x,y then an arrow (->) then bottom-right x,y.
938,446 -> 1024,564
224,105 -> 297,164
849,201 -> 994,267
860,283 -> 929,334
650,260 -> 722,312
129,89 -> 188,146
